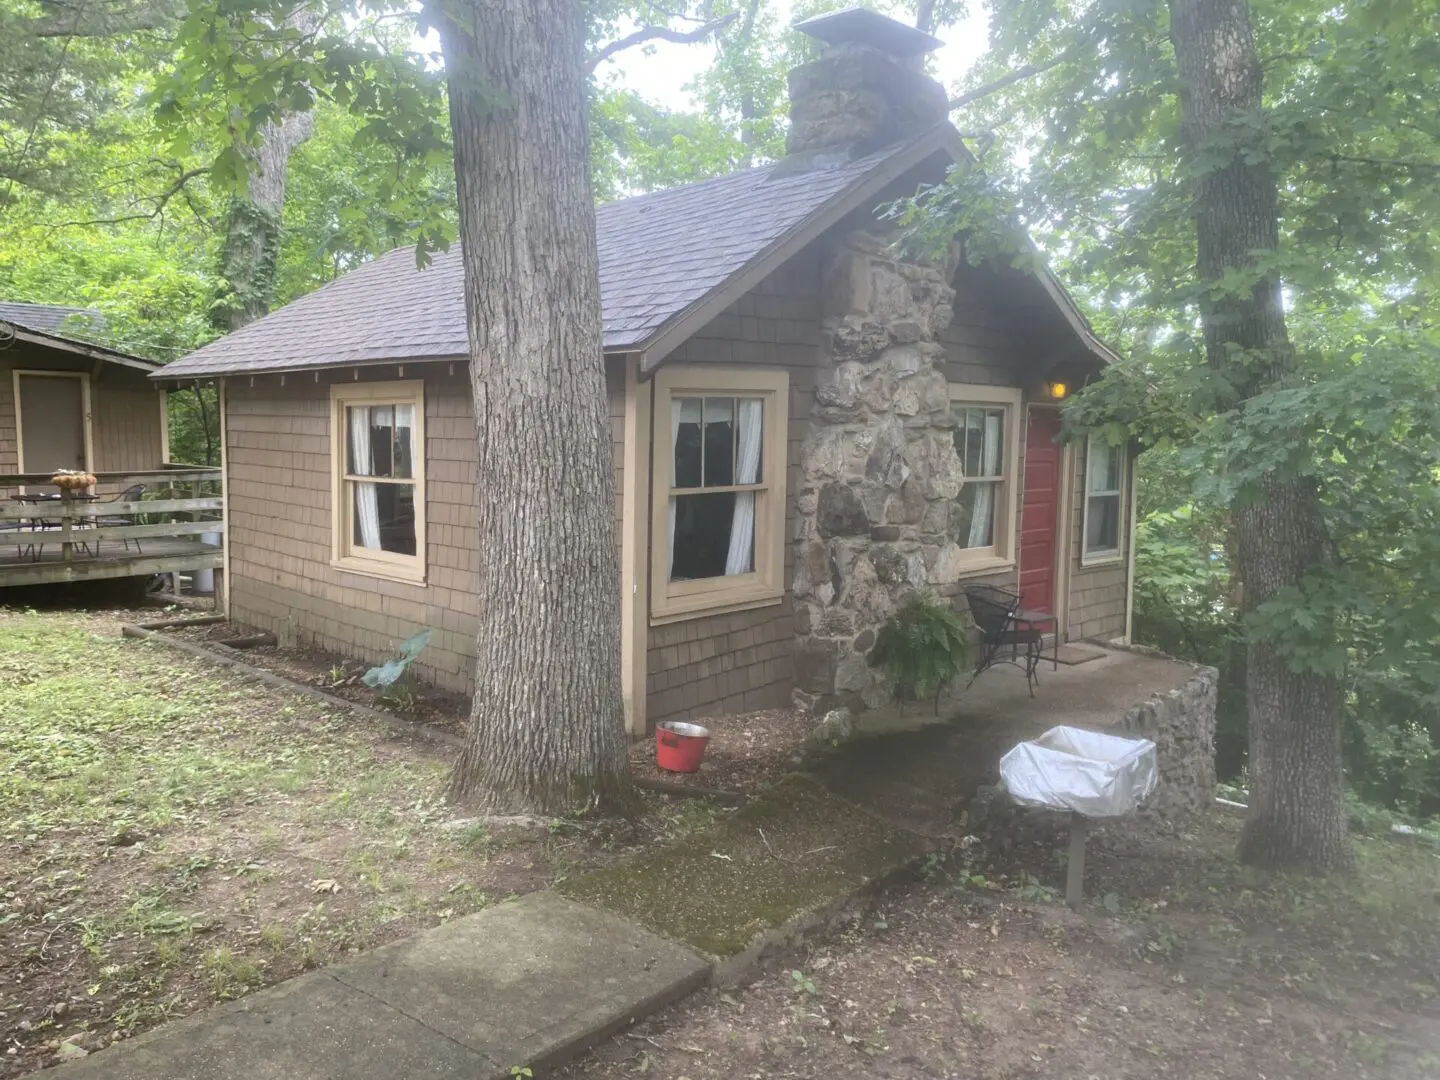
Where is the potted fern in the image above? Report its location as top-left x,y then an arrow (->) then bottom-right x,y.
867,592 -> 971,713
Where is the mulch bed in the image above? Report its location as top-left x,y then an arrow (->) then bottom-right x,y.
156,625 -> 470,735
156,620 -> 820,796
629,708 -> 816,797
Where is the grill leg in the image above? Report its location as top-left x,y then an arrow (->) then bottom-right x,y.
1066,812 -> 1088,909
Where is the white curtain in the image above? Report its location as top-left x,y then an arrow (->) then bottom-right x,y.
348,405 -> 381,550
966,411 -> 1002,548
667,399 -> 683,578
725,398 -> 763,575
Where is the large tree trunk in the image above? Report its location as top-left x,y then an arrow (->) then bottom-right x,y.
1169,0 -> 1351,870
216,110 -> 314,331
438,0 -> 634,814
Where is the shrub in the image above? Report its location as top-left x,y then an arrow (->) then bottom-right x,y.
867,592 -> 970,709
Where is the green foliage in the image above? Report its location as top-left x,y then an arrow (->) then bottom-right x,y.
362,628 -> 432,691
1130,505 -> 1234,667
921,0 -> 1440,831
867,592 -> 971,705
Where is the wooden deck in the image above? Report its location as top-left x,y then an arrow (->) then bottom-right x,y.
0,536 -> 222,586
0,467 -> 222,589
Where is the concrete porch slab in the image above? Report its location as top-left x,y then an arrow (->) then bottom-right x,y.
810,647 -> 1205,836
62,893 -> 709,1080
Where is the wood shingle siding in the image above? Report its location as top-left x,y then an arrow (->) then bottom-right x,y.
0,343 -> 164,495
224,359 -> 628,694
642,252 -> 822,725
1064,449 -> 1133,642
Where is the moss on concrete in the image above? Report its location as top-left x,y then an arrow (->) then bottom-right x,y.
558,775 -> 928,959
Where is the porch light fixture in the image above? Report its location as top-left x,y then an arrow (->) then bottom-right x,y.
1046,380 -> 1069,401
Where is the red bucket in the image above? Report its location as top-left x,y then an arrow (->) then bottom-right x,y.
655,721 -> 710,773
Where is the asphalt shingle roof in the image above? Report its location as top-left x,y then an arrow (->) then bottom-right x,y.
0,302 -> 103,334
158,133 -> 937,379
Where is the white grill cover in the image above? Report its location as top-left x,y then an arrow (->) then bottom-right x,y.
999,726 -> 1158,817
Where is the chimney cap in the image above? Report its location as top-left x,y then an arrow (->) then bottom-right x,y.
792,7 -> 944,58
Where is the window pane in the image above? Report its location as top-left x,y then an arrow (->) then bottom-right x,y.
957,480 -> 999,549
976,409 -> 1003,478
346,403 -> 414,479
352,481 -> 416,556
1088,441 -> 1120,492
673,397 -> 703,488
702,397 -> 736,486
369,405 -> 394,476
671,491 -> 740,581
963,408 -> 984,473
346,406 -> 371,475
392,404 -> 415,479
1086,493 -> 1120,553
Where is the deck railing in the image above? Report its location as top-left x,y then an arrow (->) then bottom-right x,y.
0,468 -> 223,587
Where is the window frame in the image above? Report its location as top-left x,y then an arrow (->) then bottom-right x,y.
1081,433 -> 1126,566
946,383 -> 1023,574
650,365 -> 788,623
330,380 -> 427,584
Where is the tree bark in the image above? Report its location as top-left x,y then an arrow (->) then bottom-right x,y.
215,9 -> 319,332
217,110 -> 313,331
437,0 -> 634,814
1169,0 -> 1351,870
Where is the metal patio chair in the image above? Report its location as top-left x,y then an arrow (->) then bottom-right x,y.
86,484 -> 147,556
963,583 -> 1046,697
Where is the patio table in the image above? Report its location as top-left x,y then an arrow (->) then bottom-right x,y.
6,493 -> 99,560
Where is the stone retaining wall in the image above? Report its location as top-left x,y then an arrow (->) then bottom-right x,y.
1114,662 -> 1219,823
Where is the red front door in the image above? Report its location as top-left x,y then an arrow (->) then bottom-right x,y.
1019,408 -> 1062,613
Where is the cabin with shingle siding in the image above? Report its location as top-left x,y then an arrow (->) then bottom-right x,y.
0,307 -> 168,488
157,9 -> 1137,733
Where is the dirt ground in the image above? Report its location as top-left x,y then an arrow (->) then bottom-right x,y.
154,624 -> 818,798
0,606 -> 718,1077
563,811 -> 1440,1080
155,622 -> 474,735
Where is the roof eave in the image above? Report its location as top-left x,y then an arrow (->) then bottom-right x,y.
150,352 -> 472,383
1,321 -> 160,373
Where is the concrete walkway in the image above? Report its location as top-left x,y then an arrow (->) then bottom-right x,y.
60,777 -> 930,1078
63,893 -> 708,1080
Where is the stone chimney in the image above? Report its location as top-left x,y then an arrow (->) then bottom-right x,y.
787,8 -> 949,156
788,10 -> 968,716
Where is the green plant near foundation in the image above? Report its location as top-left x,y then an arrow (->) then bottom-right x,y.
867,592 -> 970,708
363,629 -> 432,711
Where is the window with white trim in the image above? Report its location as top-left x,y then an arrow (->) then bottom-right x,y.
331,381 -> 425,582
1083,435 -> 1125,563
947,384 -> 1023,569
651,367 -> 787,621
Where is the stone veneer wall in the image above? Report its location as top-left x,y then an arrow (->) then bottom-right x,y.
791,228 -> 971,713
1114,661 -> 1219,823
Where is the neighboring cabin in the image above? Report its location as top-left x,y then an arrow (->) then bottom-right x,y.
0,303 -> 168,488
156,10 -> 1137,734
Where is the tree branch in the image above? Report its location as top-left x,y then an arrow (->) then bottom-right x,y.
948,51 -> 1072,110
587,13 -> 736,71
46,167 -> 207,229
1330,153 -> 1440,173
31,0 -> 180,37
